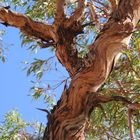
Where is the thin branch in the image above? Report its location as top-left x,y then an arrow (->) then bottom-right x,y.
65,0 -> 85,28
36,108 -> 51,115
94,5 -> 110,17
38,123 -> 43,140
0,7 -> 57,43
87,2 -> 99,23
82,21 -> 96,27
93,0 -> 109,8
128,109 -> 135,140
38,41 -> 56,48
87,93 -> 140,112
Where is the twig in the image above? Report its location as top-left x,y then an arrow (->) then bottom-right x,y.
36,108 -> 51,115
38,123 -> 42,140
128,109 -> 135,140
65,0 -> 85,28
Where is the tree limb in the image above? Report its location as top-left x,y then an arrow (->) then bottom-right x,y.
0,6 -> 82,72
86,94 -> 140,116
55,43 -> 84,77
55,0 -> 66,24
54,0 -> 86,76
87,2 -> 99,23
64,0 -> 85,28
0,7 -> 57,43
108,0 -> 118,12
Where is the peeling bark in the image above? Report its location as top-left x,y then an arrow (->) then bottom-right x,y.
0,7 -> 57,42
43,1 -> 140,140
55,43 -> 84,77
1,0 -> 140,140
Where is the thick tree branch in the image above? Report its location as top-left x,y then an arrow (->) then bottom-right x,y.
86,94 -> 140,116
54,0 -> 90,77
56,43 -> 84,77
55,17 -> 85,77
0,6 -> 82,74
108,0 -> 118,12
54,0 -> 87,76
55,0 -> 66,24
0,7 -> 57,42
88,94 -> 140,109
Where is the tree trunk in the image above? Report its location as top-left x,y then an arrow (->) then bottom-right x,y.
43,1 -> 140,140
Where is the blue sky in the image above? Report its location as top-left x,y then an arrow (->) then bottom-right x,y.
0,24 -> 68,124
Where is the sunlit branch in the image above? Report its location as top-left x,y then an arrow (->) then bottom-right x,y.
87,2 -> 99,23
0,7 -> 57,43
65,0 -> 85,28
128,109 -> 135,140
55,0 -> 66,24
108,0 -> 118,12
87,93 -> 140,111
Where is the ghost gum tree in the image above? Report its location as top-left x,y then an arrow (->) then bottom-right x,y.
1,0 -> 140,139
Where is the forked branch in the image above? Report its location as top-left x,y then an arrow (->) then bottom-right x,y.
0,6 -> 84,77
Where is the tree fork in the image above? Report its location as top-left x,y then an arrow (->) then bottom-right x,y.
55,22 -> 85,77
43,0 -> 140,139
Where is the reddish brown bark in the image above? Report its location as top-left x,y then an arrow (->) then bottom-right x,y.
0,0 -> 140,140
0,8 -> 57,42
43,1 -> 140,140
